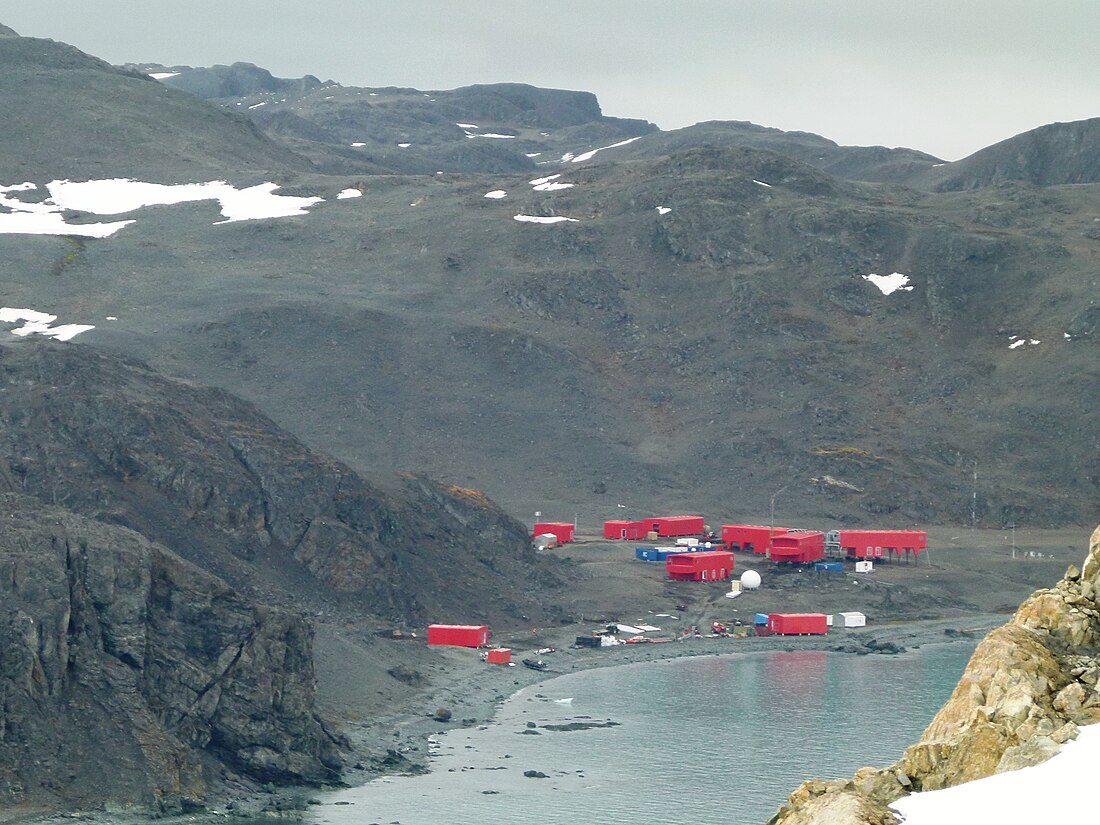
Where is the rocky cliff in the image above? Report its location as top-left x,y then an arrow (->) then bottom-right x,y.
0,339 -> 562,625
0,493 -> 344,813
769,524 -> 1100,825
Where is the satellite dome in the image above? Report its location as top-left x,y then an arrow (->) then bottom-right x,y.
741,570 -> 761,590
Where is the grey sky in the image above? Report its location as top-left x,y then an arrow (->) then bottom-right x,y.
2,1 -> 1097,160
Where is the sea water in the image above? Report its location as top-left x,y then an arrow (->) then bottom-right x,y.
316,643 -> 975,825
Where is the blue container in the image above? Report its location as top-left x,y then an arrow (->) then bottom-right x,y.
635,547 -> 661,561
754,613 -> 770,626
814,562 -> 844,574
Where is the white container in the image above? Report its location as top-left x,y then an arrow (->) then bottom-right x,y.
855,560 -> 873,573
826,614 -> 834,627
675,537 -> 696,546
836,611 -> 867,628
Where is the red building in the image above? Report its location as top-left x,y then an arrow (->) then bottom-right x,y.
534,522 -> 575,544
838,529 -> 927,560
486,648 -> 512,664
427,624 -> 490,647
648,515 -> 705,537
721,524 -> 790,554
768,613 -> 828,635
769,531 -> 825,564
665,550 -> 734,581
603,519 -> 649,540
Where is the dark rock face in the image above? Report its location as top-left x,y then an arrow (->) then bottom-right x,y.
0,340 -> 557,624
0,494 -> 343,810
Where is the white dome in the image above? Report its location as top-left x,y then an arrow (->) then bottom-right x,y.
741,570 -> 761,590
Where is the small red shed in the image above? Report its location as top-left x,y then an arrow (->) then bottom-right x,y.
838,529 -> 927,561
534,522 -> 575,544
486,648 -> 512,664
721,524 -> 790,554
768,613 -> 828,635
769,531 -> 825,564
427,624 -> 490,647
603,519 -> 649,540
665,550 -> 734,581
648,515 -> 705,537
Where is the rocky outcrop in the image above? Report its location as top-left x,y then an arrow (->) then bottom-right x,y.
770,524 -> 1100,825
0,493 -> 344,812
0,340 -> 558,624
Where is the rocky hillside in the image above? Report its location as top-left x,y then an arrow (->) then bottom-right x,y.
0,493 -> 344,812
0,30 -> 309,181
924,118 -> 1100,191
3,25 -> 1099,531
136,61 -> 657,176
0,339 -> 564,625
770,523 -> 1100,824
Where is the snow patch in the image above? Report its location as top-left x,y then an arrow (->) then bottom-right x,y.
1,178 -> 324,236
513,215 -> 579,224
533,182 -> 574,191
336,189 -> 362,199
398,143 -> 411,148
1009,339 -> 1026,349
525,152 -> 542,158
753,179 -> 772,187
351,142 -> 366,147
149,72 -> 179,80
569,136 -> 642,163
1,308 -> 94,341
656,206 -> 672,215
862,272 -> 914,295
891,723 -> 1100,825
248,101 -> 268,109
456,123 -> 479,129
470,133 -> 516,139
484,190 -> 508,199
529,174 -> 561,186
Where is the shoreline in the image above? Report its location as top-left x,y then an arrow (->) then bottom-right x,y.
333,614 -> 1005,796
0,614 -> 1007,825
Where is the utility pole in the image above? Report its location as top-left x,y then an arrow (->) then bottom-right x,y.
971,460 -> 978,531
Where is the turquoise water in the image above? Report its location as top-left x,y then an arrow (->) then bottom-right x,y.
316,643 -> 975,825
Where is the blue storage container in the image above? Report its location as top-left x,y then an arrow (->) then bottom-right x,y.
754,613 -> 770,625
814,562 -> 844,573
635,547 -> 658,561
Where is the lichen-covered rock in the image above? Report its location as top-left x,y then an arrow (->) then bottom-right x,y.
0,494 -> 343,812
771,524 -> 1100,824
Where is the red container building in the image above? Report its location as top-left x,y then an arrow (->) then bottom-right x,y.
648,515 -> 705,537
665,550 -> 734,581
721,524 -> 790,554
838,529 -> 927,561
534,522 -> 575,544
486,648 -> 512,664
603,519 -> 649,540
427,624 -> 490,647
768,613 -> 828,635
769,531 -> 825,564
